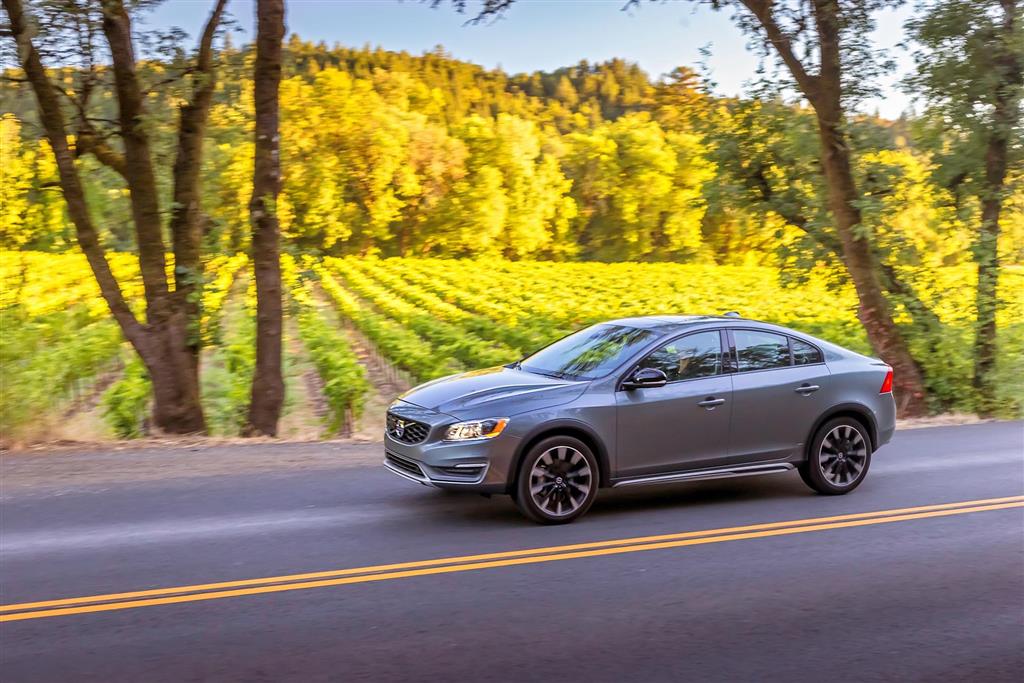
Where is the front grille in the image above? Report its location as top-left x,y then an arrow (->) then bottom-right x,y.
386,452 -> 425,478
386,412 -> 430,444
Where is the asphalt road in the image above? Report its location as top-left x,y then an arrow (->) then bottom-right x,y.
2,422 -> 1022,682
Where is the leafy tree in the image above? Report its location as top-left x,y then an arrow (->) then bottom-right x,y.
565,112 -> 711,260
701,99 -> 954,329
905,0 -> 1023,414
3,0 -> 228,433
487,113 -> 576,257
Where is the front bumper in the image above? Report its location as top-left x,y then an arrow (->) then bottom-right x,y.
384,450 -> 489,487
383,439 -> 515,493
383,402 -> 517,493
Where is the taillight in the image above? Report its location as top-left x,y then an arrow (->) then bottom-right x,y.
879,367 -> 893,394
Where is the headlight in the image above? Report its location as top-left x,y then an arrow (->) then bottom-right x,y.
444,418 -> 509,441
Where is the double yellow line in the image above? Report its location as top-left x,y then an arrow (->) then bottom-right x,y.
3,495 -> 1021,623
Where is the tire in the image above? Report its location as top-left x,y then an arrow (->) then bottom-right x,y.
799,417 -> 872,495
513,436 -> 599,524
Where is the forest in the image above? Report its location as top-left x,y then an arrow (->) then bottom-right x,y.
6,37 -> 1023,263
1,0 -> 1021,444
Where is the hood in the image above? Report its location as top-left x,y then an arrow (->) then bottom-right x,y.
398,366 -> 588,418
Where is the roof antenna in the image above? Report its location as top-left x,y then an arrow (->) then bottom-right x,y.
722,311 -> 741,318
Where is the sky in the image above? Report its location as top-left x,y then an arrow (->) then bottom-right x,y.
145,0 -> 916,118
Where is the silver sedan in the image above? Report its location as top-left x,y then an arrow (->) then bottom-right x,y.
384,315 -> 896,524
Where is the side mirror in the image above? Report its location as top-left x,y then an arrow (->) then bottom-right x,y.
623,367 -> 668,390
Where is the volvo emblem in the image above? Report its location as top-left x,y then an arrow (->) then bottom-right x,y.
394,420 -> 406,438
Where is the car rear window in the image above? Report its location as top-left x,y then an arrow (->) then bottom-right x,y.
791,338 -> 823,365
734,330 -> 791,371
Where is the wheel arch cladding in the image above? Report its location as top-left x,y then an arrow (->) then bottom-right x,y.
808,405 -> 878,455
511,423 -> 611,490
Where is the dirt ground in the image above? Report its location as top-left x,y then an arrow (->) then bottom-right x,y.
0,439 -> 383,496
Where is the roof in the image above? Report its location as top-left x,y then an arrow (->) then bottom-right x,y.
603,314 -> 748,331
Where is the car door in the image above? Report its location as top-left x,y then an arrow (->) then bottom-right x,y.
615,330 -> 732,478
726,329 -> 831,462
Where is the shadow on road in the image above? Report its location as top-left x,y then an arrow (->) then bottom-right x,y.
400,474 -> 815,528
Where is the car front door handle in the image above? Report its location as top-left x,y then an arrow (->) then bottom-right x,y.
795,384 -> 821,395
697,397 -> 726,408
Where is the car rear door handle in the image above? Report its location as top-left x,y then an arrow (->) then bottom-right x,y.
697,397 -> 725,408
795,384 -> 821,395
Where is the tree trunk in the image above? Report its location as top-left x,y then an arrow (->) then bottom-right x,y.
973,0 -> 1018,417
739,0 -> 931,416
815,113 -> 929,415
168,0 -> 230,388
244,0 -> 286,436
973,152 -> 1003,416
141,312 -> 208,433
101,0 -> 208,433
99,0 -> 172,325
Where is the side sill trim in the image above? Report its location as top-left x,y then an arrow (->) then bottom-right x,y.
612,463 -> 795,488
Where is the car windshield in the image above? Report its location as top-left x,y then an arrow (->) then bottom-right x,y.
519,324 -> 656,380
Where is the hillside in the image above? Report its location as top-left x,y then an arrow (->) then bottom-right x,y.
6,41 -> 1017,265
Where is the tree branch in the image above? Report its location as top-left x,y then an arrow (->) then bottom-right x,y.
438,0 -> 515,21
141,67 -> 195,97
100,0 -> 172,323
2,0 -> 144,344
809,0 -> 841,106
74,125 -> 128,178
168,0 -> 229,333
738,0 -> 820,101
746,165 -> 943,334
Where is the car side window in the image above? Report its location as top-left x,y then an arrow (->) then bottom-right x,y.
791,338 -> 823,365
734,330 -> 791,372
637,331 -> 722,382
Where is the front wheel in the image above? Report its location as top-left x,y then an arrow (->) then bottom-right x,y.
513,436 -> 599,524
799,418 -> 872,495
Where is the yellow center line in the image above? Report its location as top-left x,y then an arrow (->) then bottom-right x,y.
3,494 -> 1020,615
2,497 -> 1021,623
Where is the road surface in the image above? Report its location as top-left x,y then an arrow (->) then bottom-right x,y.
2,422 -> 1022,682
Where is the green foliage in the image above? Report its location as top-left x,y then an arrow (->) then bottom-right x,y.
295,305 -> 370,432
904,0 -> 1023,189
101,356 -> 152,439
201,254 -> 248,345
0,306 -> 123,437
566,112 -> 712,260
0,115 -> 70,251
314,261 -> 462,381
201,283 -> 257,435
327,257 -> 520,369
322,256 -> 1024,418
5,38 -> 1023,268
284,256 -> 370,432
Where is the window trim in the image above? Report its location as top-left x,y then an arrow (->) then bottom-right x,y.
724,327 -> 826,375
617,328 -> 728,390
789,335 -> 825,367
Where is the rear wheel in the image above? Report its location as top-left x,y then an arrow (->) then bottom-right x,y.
799,417 -> 872,495
513,436 -> 598,524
